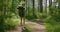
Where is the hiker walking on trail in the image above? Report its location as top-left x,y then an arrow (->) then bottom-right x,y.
17,1 -> 25,26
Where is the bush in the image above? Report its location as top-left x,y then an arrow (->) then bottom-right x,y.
0,12 -> 20,32
0,17 -> 5,32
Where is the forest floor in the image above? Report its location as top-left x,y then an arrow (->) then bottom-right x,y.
6,19 -> 46,32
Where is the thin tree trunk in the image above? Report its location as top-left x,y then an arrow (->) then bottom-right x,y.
45,0 -> 47,15
40,0 -> 43,13
58,0 -> 60,9
33,0 -> 35,15
38,0 -> 43,13
38,0 -> 40,12
49,0 -> 52,15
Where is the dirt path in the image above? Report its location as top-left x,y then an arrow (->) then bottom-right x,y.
7,19 -> 46,32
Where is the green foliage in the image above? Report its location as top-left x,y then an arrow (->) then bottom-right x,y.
44,17 -> 60,32
0,12 -> 20,30
44,11 -> 60,32
0,17 -> 5,32
22,27 -> 30,32
54,26 -> 60,32
0,0 -> 20,32
43,6 -> 60,32
22,24 -> 34,32
0,0 -> 60,32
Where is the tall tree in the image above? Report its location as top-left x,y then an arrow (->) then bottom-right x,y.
45,0 -> 47,14
27,0 -> 30,16
52,0 -> 57,15
43,0 -> 47,15
58,0 -> 60,9
33,0 -> 35,15
49,0 -> 52,15
38,0 -> 43,13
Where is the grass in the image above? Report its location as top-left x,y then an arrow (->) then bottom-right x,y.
22,24 -> 33,32
22,27 -> 30,32
44,23 -> 60,32
44,17 -> 60,32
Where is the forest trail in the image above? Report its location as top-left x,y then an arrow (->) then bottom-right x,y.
7,19 -> 46,32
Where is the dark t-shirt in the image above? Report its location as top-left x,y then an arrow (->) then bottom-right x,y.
17,6 -> 25,17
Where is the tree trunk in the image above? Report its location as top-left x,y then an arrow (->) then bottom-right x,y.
40,0 -> 43,13
33,0 -> 35,15
49,0 -> 52,15
38,0 -> 43,13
